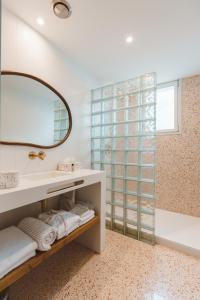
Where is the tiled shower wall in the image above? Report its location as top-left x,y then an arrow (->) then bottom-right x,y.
156,74 -> 200,217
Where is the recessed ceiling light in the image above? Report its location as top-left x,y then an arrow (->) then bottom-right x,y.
126,36 -> 134,44
36,17 -> 45,26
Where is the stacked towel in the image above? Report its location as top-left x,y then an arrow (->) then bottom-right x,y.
0,226 -> 37,279
38,210 -> 80,239
18,217 -> 56,251
70,204 -> 95,226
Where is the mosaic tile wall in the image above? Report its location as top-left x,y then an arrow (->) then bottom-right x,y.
156,75 -> 200,217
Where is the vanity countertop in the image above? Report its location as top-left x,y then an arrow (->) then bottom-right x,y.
0,169 -> 105,214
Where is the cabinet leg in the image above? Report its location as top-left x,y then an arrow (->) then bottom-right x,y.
40,199 -> 48,212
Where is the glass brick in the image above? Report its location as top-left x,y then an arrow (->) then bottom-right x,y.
128,108 -> 138,121
113,192 -> 124,206
140,182 -> 154,195
127,122 -> 139,135
140,104 -> 155,119
127,152 -> 138,164
92,88 -> 102,101
113,179 -> 124,190
102,150 -> 112,163
92,163 -> 101,170
127,194 -> 137,208
114,137 -> 125,150
102,125 -> 112,137
92,114 -> 101,125
114,124 -> 125,136
127,180 -> 137,193
91,126 -> 101,137
115,96 -> 126,108
104,164 -> 112,176
141,120 -> 155,133
107,177 -> 112,190
102,86 -> 113,99
106,190 -> 112,203
102,112 -> 113,124
102,138 -> 112,150
141,73 -> 156,90
141,198 -> 154,213
115,110 -> 125,122
114,151 -> 124,163
126,165 -> 138,178
114,206 -> 123,219
127,137 -> 138,149
92,102 -> 101,113
92,151 -> 100,162
126,209 -> 137,224
127,78 -> 140,93
140,136 -> 155,149
115,165 -> 125,177
141,214 -> 154,230
106,204 -> 112,215
102,99 -> 113,111
141,152 -> 155,164
141,90 -> 155,105
128,94 -> 140,106
141,167 -> 154,180
92,138 -> 101,150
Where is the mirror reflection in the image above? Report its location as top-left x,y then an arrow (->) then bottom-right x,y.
0,73 -> 71,147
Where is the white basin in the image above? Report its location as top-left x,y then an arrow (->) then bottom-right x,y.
22,171 -> 70,181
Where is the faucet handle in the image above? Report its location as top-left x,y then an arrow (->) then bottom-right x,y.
38,151 -> 46,160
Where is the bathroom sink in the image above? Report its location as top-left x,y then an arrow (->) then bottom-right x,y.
22,171 -> 69,181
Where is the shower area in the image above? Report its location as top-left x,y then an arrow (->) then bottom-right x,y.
91,73 -> 156,244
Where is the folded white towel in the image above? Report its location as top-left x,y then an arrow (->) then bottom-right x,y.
18,217 -> 56,251
70,204 -> 95,225
80,211 -> 95,226
0,226 -> 37,279
70,204 -> 91,217
39,210 -> 80,239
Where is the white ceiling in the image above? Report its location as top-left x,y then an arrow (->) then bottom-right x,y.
3,0 -> 200,85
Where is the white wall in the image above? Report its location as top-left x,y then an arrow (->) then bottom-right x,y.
0,8 -> 96,174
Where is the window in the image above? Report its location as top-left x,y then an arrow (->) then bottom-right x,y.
156,80 -> 179,133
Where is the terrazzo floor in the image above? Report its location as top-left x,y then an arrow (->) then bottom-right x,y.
10,230 -> 200,300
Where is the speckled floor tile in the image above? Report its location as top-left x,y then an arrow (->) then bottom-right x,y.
10,230 -> 200,300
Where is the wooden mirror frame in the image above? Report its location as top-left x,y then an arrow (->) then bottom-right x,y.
0,71 -> 72,149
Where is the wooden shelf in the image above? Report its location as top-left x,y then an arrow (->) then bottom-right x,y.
0,216 -> 100,292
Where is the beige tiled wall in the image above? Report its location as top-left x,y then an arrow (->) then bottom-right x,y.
156,74 -> 200,217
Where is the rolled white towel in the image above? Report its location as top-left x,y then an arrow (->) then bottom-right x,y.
38,211 -> 66,240
18,217 -> 56,251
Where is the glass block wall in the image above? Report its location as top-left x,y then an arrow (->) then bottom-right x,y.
91,73 -> 156,244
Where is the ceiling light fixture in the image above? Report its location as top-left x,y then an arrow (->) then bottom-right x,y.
52,0 -> 72,19
36,17 -> 45,26
126,36 -> 134,44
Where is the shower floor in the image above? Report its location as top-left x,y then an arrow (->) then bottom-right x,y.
155,208 -> 200,257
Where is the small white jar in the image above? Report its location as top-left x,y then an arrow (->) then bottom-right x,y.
57,162 -> 73,172
0,171 -> 19,189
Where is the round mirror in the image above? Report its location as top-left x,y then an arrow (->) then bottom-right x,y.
0,71 -> 72,149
